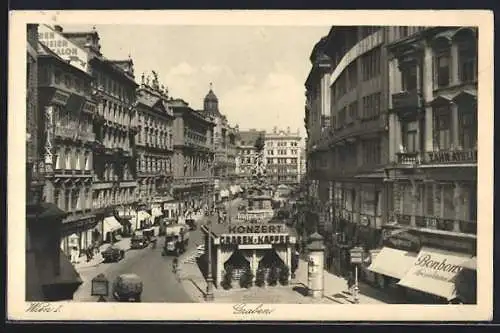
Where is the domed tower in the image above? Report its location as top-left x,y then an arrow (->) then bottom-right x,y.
203,82 -> 219,115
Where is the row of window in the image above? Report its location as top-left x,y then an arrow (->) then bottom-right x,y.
266,141 -> 299,147
138,113 -> 172,132
334,186 -> 382,217
92,188 -> 136,209
54,149 -> 92,171
137,129 -> 173,149
185,128 -> 209,145
99,98 -> 135,127
267,158 -> 298,165
100,128 -> 131,150
50,67 -> 91,95
95,71 -> 135,104
137,157 -> 172,173
55,111 -> 93,135
332,47 -> 382,102
399,37 -> 477,93
397,182 -> 477,222
95,162 -> 133,182
268,169 -> 298,174
54,187 -> 92,212
266,149 -> 299,156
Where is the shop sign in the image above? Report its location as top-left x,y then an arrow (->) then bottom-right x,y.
228,223 -> 287,234
426,150 -> 477,164
383,228 -> 421,252
350,246 -> 364,264
38,25 -> 88,73
420,234 -> 475,255
51,90 -> 70,105
82,101 -> 96,114
219,233 -> 290,246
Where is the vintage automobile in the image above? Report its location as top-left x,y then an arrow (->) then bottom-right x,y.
130,234 -> 149,249
112,273 -> 143,302
101,245 -> 125,262
185,218 -> 197,231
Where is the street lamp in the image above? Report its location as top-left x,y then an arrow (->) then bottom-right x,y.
205,161 -> 215,301
91,273 -> 109,302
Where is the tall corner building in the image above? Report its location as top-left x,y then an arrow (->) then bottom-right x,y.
305,26 -> 478,303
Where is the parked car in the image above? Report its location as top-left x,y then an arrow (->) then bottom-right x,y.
101,245 -> 125,262
112,273 -> 143,302
130,234 -> 149,249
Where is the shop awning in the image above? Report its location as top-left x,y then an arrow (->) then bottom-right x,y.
367,247 -> 418,279
397,247 -> 473,300
462,256 -> 477,270
103,216 -> 122,234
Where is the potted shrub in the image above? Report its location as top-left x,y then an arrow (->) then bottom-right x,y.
267,266 -> 279,286
255,268 -> 266,287
240,269 -> 254,289
221,269 -> 233,290
279,265 -> 290,286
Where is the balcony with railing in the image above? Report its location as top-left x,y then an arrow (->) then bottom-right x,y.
55,126 -> 96,143
395,213 -> 477,235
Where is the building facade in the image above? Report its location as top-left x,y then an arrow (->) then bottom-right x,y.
135,71 -> 175,227
61,26 -> 139,244
264,127 -> 302,185
235,129 -> 266,186
306,26 -> 397,273
371,26 -> 477,303
202,84 -> 239,194
37,25 -> 100,256
26,24 -> 82,301
170,98 -> 215,214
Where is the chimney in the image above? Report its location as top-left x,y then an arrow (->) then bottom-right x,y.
54,25 -> 63,33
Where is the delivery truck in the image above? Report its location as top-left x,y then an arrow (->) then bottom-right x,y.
162,225 -> 189,256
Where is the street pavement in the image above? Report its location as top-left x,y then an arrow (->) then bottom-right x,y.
73,220 -> 205,303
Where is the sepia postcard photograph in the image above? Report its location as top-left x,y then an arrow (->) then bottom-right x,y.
7,10 -> 494,322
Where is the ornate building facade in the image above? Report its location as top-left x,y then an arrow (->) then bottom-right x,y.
306,26 -> 395,272
61,26 -> 139,242
37,24 -> 99,256
135,71 -> 175,225
202,84 -> 239,194
264,126 -> 302,185
26,24 -> 82,301
170,98 -> 215,214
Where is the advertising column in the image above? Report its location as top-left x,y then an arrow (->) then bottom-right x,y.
307,232 -> 325,298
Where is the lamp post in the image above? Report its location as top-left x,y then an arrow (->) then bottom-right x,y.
91,273 -> 109,302
205,159 -> 215,301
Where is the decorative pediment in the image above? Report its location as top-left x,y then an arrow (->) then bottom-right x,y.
452,89 -> 477,103
430,93 -> 454,106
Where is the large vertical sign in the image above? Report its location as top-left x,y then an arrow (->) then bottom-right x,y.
38,25 -> 89,73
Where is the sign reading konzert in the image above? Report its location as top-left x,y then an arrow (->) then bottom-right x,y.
219,223 -> 290,245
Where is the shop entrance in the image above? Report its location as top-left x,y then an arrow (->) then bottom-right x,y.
258,250 -> 285,273
224,249 -> 251,280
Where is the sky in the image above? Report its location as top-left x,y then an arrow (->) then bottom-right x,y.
62,25 -> 330,137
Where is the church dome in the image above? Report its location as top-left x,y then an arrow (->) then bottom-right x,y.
203,83 -> 219,114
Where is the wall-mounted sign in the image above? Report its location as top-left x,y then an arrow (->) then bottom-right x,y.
227,223 -> 286,234
82,101 -> 97,114
38,25 -> 88,73
51,90 -> 71,105
383,228 -> 421,253
420,234 -> 475,255
219,233 -> 290,246
426,150 -> 477,164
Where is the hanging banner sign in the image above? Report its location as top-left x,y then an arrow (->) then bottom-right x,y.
38,25 -> 89,73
